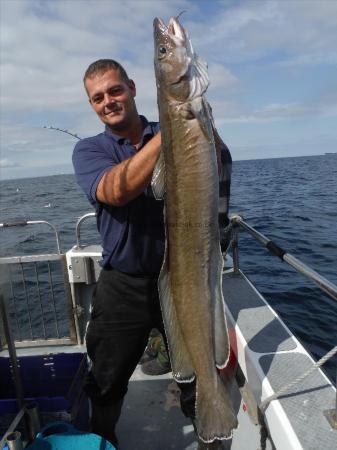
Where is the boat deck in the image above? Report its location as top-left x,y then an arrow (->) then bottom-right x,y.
1,235 -> 336,449
117,366 -> 271,450
223,269 -> 337,450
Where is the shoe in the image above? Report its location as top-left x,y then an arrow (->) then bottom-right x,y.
139,344 -> 158,364
140,357 -> 171,375
139,328 -> 164,364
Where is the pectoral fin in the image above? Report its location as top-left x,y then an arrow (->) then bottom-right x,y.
189,96 -> 214,143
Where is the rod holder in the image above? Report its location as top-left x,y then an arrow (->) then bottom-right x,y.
26,401 -> 41,440
6,431 -> 23,450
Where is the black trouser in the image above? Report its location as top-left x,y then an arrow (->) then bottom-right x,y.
83,267 -> 196,441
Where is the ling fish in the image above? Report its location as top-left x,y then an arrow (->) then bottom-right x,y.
152,16 -> 238,443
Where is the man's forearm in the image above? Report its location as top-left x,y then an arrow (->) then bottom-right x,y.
96,132 -> 161,206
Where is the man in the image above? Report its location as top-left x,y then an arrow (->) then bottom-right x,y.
72,59 -> 232,449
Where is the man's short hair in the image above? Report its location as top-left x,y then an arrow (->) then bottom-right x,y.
83,59 -> 129,84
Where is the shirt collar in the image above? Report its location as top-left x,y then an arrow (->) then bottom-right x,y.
104,115 -> 155,147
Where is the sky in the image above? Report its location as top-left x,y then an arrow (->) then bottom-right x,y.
1,0 -> 337,180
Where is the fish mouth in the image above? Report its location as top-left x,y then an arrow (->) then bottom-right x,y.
168,17 -> 186,41
153,16 -> 187,43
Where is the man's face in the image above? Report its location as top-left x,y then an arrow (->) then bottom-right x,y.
85,69 -> 137,131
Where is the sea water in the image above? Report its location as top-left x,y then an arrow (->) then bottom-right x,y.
0,154 -> 336,382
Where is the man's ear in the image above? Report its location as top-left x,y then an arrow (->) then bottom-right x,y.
85,84 -> 93,106
127,79 -> 136,96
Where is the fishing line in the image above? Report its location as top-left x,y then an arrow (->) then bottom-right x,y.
176,10 -> 187,20
43,125 -> 81,140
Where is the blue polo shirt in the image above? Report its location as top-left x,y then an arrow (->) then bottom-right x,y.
72,116 -> 165,276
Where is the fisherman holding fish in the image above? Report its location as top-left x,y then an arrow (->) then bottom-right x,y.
72,15 -> 234,450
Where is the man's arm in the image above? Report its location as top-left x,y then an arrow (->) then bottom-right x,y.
96,132 -> 161,206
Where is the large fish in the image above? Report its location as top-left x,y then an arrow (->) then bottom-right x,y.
152,16 -> 238,443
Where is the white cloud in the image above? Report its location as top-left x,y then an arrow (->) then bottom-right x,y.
215,102 -> 322,125
0,158 -> 19,168
0,122 -> 76,180
1,0 -> 337,178
208,63 -> 238,92
188,0 -> 337,66
0,0 -> 191,115
2,0 -> 336,116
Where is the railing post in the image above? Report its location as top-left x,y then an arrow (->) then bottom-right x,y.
26,402 -> 41,440
0,292 -> 25,412
61,255 -> 81,345
334,368 -> 337,428
232,224 -> 240,274
75,212 -> 96,249
6,431 -> 23,450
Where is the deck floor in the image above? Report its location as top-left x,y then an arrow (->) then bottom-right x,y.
117,366 -> 272,450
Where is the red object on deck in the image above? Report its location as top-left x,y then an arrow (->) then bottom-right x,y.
219,325 -> 238,378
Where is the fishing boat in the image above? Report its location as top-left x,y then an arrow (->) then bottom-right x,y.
0,213 -> 336,449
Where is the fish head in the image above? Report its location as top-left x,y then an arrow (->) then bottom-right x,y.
153,16 -> 209,103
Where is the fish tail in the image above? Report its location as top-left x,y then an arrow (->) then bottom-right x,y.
194,375 -> 238,443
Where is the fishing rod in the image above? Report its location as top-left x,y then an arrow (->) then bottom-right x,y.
43,125 -> 81,140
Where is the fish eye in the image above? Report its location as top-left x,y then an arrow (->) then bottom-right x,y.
158,46 -> 167,58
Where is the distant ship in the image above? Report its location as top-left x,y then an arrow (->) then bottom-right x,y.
325,152 -> 337,154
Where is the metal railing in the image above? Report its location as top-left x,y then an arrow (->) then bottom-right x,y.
75,212 -> 96,249
0,220 -> 77,348
0,219 -> 61,254
229,214 -> 337,428
0,402 -> 41,450
230,214 -> 337,304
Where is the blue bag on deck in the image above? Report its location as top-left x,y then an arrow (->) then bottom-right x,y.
26,421 -> 115,450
